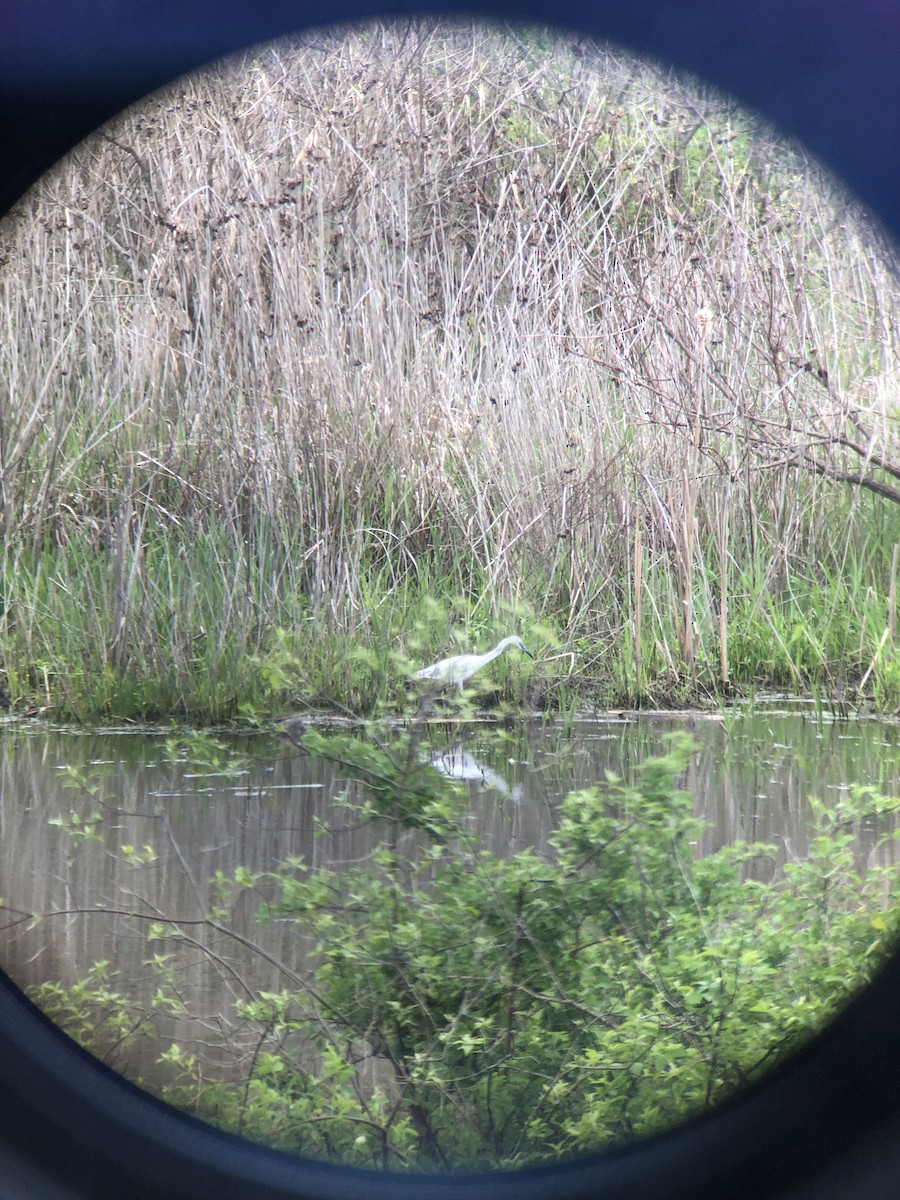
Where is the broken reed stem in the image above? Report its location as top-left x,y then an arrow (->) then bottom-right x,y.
858,627 -> 891,693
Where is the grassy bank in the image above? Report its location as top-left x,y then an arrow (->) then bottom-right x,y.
0,509 -> 896,720
0,21 -> 898,721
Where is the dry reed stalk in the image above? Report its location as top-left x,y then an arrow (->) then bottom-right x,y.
633,518 -> 642,691
717,490 -> 729,685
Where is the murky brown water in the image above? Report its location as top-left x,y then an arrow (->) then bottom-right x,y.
1,703 -> 898,1133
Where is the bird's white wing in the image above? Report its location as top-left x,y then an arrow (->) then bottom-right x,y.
416,657 -> 451,680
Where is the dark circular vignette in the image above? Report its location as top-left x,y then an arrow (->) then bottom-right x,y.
1,3 -> 900,1199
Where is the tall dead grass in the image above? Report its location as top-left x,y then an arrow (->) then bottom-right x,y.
0,19 -> 898,713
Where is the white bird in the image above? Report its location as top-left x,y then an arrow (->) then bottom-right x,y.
415,635 -> 534,691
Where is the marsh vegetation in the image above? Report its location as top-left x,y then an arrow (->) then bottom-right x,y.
0,21 -> 898,721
